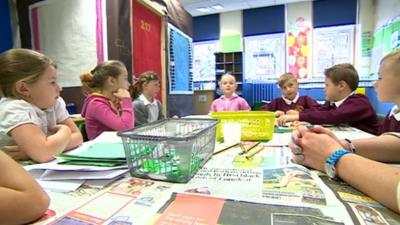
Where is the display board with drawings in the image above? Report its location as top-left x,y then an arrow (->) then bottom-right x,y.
192,40 -> 219,90
312,25 -> 355,79
167,23 -> 193,94
243,33 -> 286,82
370,16 -> 400,79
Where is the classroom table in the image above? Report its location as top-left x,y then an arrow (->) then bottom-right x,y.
32,127 -> 400,225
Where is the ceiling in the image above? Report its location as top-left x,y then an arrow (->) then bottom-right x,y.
179,0 -> 313,17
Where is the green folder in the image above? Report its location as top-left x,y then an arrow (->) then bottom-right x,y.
60,143 -> 126,159
57,143 -> 127,167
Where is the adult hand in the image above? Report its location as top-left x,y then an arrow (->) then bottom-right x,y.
308,125 -> 347,148
290,125 -> 343,172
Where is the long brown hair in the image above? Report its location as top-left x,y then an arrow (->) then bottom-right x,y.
80,60 -> 126,93
130,71 -> 159,99
0,48 -> 55,97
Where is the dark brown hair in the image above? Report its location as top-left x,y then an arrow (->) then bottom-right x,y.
130,71 -> 160,99
324,63 -> 359,91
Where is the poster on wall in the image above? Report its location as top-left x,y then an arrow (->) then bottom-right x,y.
132,0 -> 163,101
30,0 -> 101,87
370,17 -> 400,77
167,23 -> 193,94
193,41 -> 219,82
287,17 -> 311,79
313,25 -> 355,78
244,33 -> 285,82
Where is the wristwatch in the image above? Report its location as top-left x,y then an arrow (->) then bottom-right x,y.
325,149 -> 352,179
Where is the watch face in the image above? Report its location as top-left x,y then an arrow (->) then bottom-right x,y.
325,163 -> 336,178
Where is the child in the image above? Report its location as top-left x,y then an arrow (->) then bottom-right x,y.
278,63 -> 380,135
0,151 -> 49,224
0,48 -> 83,163
261,72 -> 319,117
375,49 -> 400,134
210,74 -> 251,112
307,50 -> 400,164
130,71 -> 164,126
81,60 -> 134,140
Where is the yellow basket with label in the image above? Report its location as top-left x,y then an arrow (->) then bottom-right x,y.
211,111 -> 275,141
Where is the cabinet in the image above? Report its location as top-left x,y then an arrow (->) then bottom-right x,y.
214,52 -> 243,98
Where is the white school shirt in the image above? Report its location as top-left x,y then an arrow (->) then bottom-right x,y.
389,105 -> 400,121
0,97 -> 69,147
332,92 -> 354,108
138,94 -> 159,123
282,92 -> 300,105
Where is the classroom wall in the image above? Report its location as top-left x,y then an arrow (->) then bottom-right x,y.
375,0 -> 400,28
0,0 -> 13,52
365,0 -> 399,115
210,0 -> 397,115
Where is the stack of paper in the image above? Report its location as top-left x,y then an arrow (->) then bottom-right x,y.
26,141 -> 129,192
57,142 -> 127,167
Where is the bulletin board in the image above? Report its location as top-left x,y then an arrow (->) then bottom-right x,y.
29,0 -> 102,87
370,16 -> 400,78
244,33 -> 285,82
313,25 -> 355,78
193,40 -> 219,86
167,23 -> 193,94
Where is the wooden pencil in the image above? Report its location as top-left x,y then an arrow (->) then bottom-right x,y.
245,145 -> 265,160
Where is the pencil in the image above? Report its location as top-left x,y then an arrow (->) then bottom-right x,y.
239,142 -> 260,155
245,145 -> 265,160
213,143 -> 239,155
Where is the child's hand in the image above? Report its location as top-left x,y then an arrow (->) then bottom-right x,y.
275,110 -> 285,118
277,115 -> 299,126
286,110 -> 299,116
49,124 -> 72,136
113,88 -> 131,99
1,146 -> 30,161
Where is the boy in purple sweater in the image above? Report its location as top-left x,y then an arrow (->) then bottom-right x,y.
261,72 -> 318,117
278,63 -> 380,135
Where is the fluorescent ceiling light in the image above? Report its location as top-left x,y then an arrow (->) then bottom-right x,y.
196,7 -> 211,12
211,4 -> 224,10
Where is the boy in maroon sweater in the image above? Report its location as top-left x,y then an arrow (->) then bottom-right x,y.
261,72 -> 319,117
278,63 -> 380,135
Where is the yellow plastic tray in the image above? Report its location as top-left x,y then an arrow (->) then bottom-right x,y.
211,111 -> 275,141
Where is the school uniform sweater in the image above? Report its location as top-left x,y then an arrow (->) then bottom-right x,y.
379,105 -> 400,134
261,95 -> 319,113
299,94 -> 380,135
